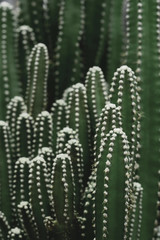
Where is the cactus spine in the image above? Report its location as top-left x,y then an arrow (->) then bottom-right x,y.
0,1 -> 159,240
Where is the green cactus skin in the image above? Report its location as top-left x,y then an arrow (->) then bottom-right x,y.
85,66 -> 108,133
7,227 -> 23,239
47,0 -> 61,54
124,1 -> 160,237
15,113 -> 34,160
0,211 -> 10,240
53,0 -> 85,98
6,96 -> 27,159
28,156 -> 53,240
84,0 -> 110,71
124,0 -> 143,79
0,2 -> 20,119
25,43 -> 49,118
0,121 -> 12,223
64,139 -> 84,214
153,170 -> 160,239
65,83 -> 92,184
18,201 -> 40,240
50,99 -> 67,154
38,147 -> 54,178
83,128 -> 133,240
94,102 -> 122,162
18,0 -> 49,44
32,111 -> 53,157
51,153 -> 80,240
108,65 -> 141,179
17,25 -> 36,96
12,158 -> 30,222
6,96 -> 27,134
56,127 -> 78,155
128,182 -> 143,239
106,0 -> 124,82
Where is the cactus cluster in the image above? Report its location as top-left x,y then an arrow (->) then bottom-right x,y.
0,0 -> 159,240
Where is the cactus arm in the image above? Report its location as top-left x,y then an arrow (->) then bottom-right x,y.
53,0 -> 85,98
106,0 -> 124,82
66,83 -> 92,184
18,201 -> 40,240
94,102 -> 122,162
82,175 -> 95,240
128,182 -> 143,240
0,121 -> 12,223
51,153 -> 80,239
56,127 -> 78,155
12,158 -> 30,221
6,96 -> 27,159
25,43 -> 49,118
47,0 -> 61,52
6,96 -> 27,134
85,66 -> 108,132
50,99 -> 67,153
15,113 -> 34,159
0,2 -> 20,119
84,0 -> 110,70
38,147 -> 54,177
17,25 -> 36,96
33,111 -> 53,157
0,211 -> 10,240
18,0 -> 49,44
108,65 -> 141,179
124,1 -> 160,236
83,128 -> 133,239
64,139 -> 84,214
153,170 -> 160,239
28,156 -> 53,239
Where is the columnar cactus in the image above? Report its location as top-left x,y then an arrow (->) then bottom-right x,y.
0,121 -> 12,223
25,43 -> 49,118
124,1 -> 160,238
0,2 -> 20,119
17,25 -> 36,95
83,128 -> 133,239
0,0 -> 160,240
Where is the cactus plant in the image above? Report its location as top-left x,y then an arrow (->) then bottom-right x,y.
0,0 -> 159,240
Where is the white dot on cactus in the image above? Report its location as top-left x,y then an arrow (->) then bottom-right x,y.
18,157 -> 30,164
0,2 -> 13,9
57,153 -> 69,160
119,65 -> 132,72
20,112 -> 30,118
134,182 -> 143,191
41,111 -> 50,117
18,201 -> 28,209
0,120 -> 7,126
10,227 -> 21,234
106,102 -> 116,109
113,128 -> 123,134
56,99 -> 66,105
18,25 -> 33,32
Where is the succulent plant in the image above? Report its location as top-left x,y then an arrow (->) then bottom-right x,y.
0,0 -> 159,240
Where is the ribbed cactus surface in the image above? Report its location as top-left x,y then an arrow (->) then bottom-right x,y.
0,1 -> 159,240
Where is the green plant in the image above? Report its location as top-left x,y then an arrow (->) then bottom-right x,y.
0,0 -> 159,240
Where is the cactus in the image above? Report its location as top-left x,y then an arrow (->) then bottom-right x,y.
53,0 -> 85,98
0,0 -> 160,240
0,2 -> 20,119
0,121 -> 12,223
124,1 -> 160,238
83,128 -> 133,239
25,43 -> 49,118
17,25 -> 36,95
84,0 -> 110,71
